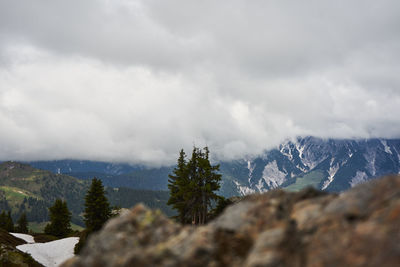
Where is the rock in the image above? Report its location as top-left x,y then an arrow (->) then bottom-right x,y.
62,176 -> 400,267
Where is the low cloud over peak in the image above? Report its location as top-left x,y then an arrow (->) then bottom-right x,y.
1,0 -> 400,166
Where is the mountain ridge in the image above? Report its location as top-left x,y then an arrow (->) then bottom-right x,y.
22,136 -> 400,196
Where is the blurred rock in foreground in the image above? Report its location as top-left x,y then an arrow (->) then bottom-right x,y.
63,176 -> 400,267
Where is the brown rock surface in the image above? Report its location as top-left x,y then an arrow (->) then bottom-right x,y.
62,176 -> 400,267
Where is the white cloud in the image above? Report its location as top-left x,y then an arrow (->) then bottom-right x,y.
0,0 -> 400,166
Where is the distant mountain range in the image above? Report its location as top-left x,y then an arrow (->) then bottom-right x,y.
26,137 -> 400,197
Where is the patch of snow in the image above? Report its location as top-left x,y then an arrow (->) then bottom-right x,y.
364,149 -> 377,176
349,171 -> 368,187
261,161 -> 287,189
233,180 -> 256,196
295,142 -> 305,160
280,144 -> 293,160
247,160 -> 255,183
17,237 -> 79,267
322,163 -> 339,190
380,140 -> 393,154
255,178 -> 268,193
10,233 -> 35,244
296,164 -> 308,173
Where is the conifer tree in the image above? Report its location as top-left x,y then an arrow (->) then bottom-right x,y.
167,149 -> 190,224
83,178 -> 111,233
4,211 -> 14,232
0,211 -> 7,230
167,147 -> 222,225
16,212 -> 29,234
75,178 -> 112,254
44,199 -> 72,237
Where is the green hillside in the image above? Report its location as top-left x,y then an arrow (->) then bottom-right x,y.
0,161 -> 174,228
0,161 -> 88,225
283,170 -> 325,191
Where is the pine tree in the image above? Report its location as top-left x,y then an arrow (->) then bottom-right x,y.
5,211 -> 14,232
16,212 -> 29,233
167,147 -> 222,225
44,199 -> 72,238
0,211 -> 7,230
75,178 -> 112,254
83,178 -> 111,233
167,149 -> 190,224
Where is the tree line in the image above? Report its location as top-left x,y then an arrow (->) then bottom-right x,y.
0,210 -> 28,233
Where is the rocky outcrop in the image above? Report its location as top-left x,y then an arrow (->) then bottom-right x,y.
63,176 -> 400,267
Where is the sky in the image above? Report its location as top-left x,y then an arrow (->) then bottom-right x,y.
1,0 -> 400,166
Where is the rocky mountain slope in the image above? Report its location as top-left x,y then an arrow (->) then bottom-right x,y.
63,175 -> 400,267
220,137 -> 400,195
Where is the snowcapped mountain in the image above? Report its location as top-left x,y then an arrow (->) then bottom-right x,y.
220,137 -> 400,195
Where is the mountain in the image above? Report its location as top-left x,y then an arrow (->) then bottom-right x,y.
26,137 -> 400,197
28,160 -> 139,176
0,162 -> 174,227
222,137 -> 400,195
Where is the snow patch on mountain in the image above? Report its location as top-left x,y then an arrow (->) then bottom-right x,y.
364,149 -> 377,176
262,161 -> 287,189
350,171 -> 368,187
247,160 -> 255,184
322,160 -> 340,190
295,142 -> 305,160
233,180 -> 255,195
280,145 -> 293,161
380,140 -> 393,154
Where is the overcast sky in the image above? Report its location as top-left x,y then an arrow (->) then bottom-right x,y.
1,0 -> 400,166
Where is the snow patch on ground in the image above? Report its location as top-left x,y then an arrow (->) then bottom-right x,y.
10,233 -> 35,244
349,171 -> 368,187
262,161 -> 287,189
17,237 -> 79,267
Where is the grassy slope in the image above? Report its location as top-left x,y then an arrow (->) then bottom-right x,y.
284,170 -> 325,192
28,222 -> 84,233
0,162 -> 175,228
0,161 -> 88,225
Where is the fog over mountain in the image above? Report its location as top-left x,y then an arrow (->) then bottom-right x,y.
1,0 -> 400,166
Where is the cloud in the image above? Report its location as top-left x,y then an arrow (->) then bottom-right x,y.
0,0 -> 400,166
